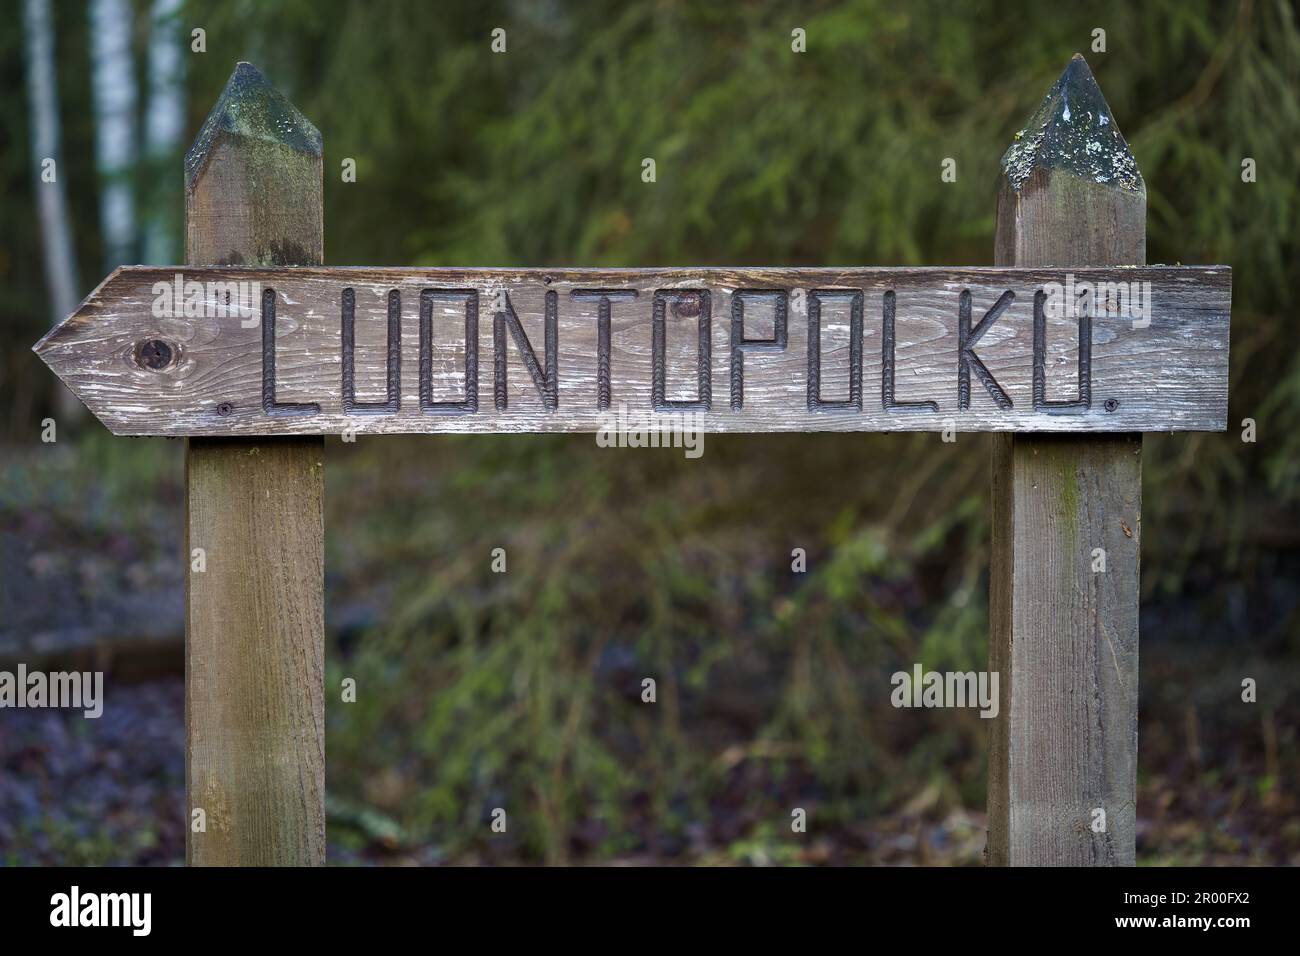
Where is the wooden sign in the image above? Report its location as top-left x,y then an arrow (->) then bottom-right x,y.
34,264 -> 1229,436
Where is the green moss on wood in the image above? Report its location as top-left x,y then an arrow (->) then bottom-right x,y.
1000,54 -> 1143,195
185,62 -> 322,191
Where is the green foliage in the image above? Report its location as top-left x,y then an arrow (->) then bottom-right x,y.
323,433 -> 988,860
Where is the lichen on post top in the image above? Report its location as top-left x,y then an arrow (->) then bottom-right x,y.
1000,54 -> 1143,195
184,61 -> 322,193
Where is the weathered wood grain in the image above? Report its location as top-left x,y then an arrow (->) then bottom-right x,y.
987,54 -> 1143,866
183,62 -> 325,866
36,264 -> 1229,435
186,438 -> 325,864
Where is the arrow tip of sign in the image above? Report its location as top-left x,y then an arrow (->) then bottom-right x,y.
31,328 -> 55,359
1000,54 -> 1144,197
185,61 -> 323,192
31,265 -> 128,361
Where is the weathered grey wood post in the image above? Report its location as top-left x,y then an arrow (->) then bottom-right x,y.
184,63 -> 326,865
988,55 -> 1143,865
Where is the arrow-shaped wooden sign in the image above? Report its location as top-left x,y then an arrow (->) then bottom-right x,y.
35,264 -> 1228,436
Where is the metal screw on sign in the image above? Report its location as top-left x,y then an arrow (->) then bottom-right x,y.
673,291 -> 702,318
137,339 -> 173,370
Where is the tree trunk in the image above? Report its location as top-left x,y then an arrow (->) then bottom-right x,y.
23,0 -> 83,423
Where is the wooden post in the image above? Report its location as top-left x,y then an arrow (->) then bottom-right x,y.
184,63 -> 326,865
987,55 -> 1144,865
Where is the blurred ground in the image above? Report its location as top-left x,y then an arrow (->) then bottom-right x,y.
1,436 -> 1294,866
2,656 -> 1293,866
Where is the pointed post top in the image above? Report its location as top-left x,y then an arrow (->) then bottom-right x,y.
184,61 -> 323,266
184,62 -> 322,191
999,53 -> 1143,196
